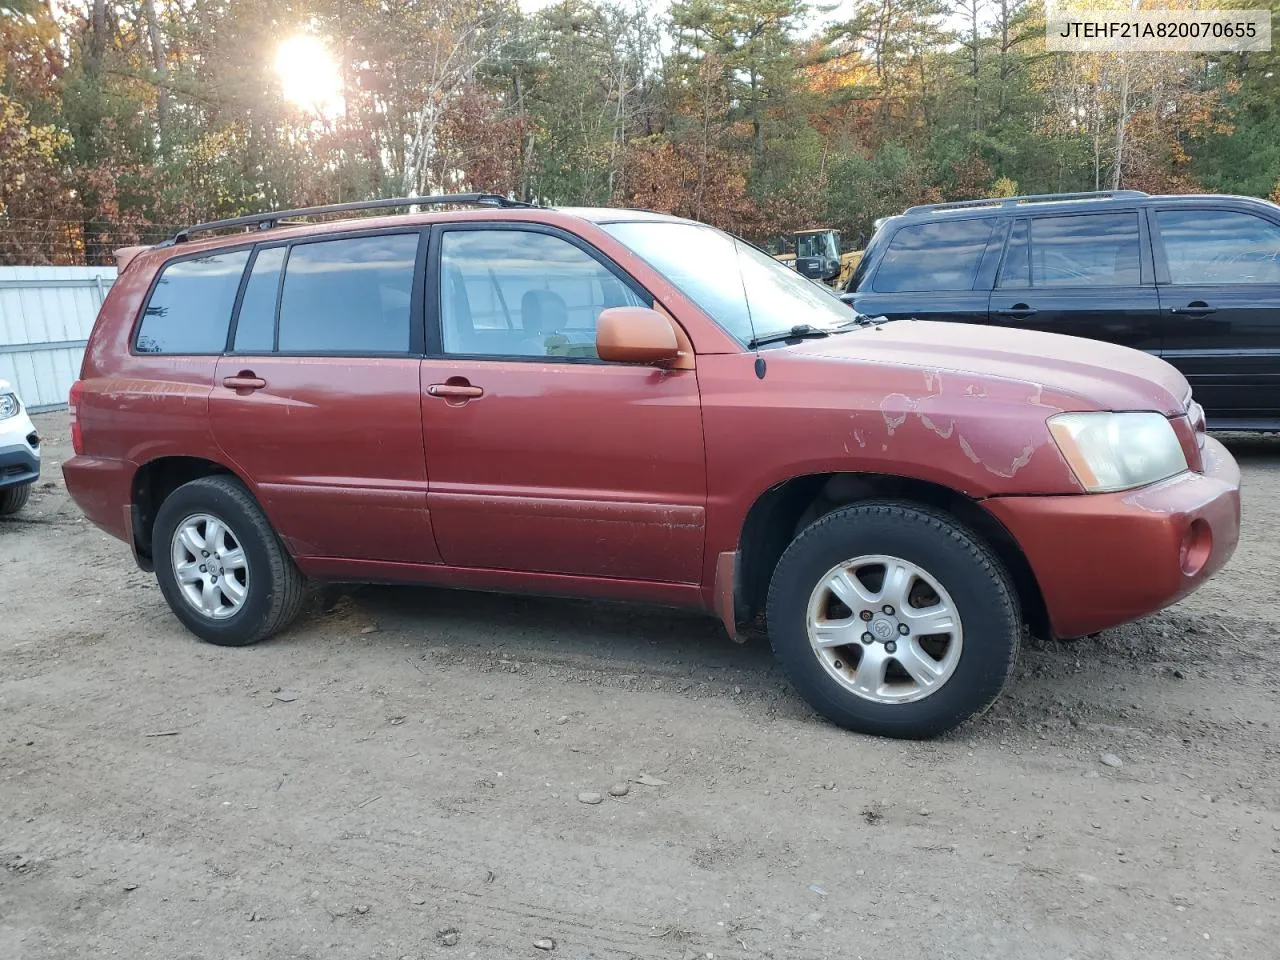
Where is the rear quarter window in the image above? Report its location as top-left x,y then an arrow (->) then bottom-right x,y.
871,219 -> 994,293
134,249 -> 251,354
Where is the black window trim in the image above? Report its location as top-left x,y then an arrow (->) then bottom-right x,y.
1148,203 -> 1280,287
868,215 -> 998,294
975,217 -> 1012,290
226,224 -> 429,359
1018,207 -> 1152,289
130,243 -> 256,357
224,243 -> 286,354
425,220 -> 656,365
994,217 -> 1030,289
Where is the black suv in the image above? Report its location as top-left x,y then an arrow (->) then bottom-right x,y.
843,190 -> 1280,430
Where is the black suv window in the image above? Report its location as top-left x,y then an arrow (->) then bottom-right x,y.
1157,209 -> 1280,285
276,233 -> 419,354
1029,213 -> 1141,287
998,220 -> 1030,287
872,219 -> 993,293
135,250 -> 251,354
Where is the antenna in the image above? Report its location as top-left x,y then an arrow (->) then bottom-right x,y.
729,235 -> 766,379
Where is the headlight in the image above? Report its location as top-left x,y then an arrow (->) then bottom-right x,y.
1048,411 -> 1188,493
0,393 -> 18,420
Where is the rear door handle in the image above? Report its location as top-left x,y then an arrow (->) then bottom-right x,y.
1169,303 -> 1216,316
994,305 -> 1036,318
427,383 -> 484,399
222,374 -> 267,390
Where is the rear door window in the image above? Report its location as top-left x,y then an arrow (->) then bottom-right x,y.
1156,209 -> 1280,284
276,233 -> 420,354
872,219 -> 994,293
1029,213 -> 1141,286
135,249 -> 250,354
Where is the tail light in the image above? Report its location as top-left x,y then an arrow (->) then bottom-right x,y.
69,380 -> 84,455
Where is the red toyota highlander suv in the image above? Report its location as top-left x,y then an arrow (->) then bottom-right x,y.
63,194 -> 1241,738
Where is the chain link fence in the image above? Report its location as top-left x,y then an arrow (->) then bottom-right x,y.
0,219 -> 187,267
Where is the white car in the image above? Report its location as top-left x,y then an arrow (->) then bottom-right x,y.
0,377 -> 40,515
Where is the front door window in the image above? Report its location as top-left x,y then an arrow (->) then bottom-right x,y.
439,229 -> 645,360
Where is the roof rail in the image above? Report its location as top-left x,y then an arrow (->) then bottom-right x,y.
169,193 -> 536,243
904,190 -> 1148,216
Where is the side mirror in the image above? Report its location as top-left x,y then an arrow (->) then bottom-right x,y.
821,258 -> 841,282
596,307 -> 680,365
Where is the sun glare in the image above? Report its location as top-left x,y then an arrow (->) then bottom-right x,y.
275,34 -> 345,121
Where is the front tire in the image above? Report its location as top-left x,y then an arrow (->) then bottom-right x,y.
766,501 -> 1020,739
153,476 -> 306,646
0,482 -> 31,516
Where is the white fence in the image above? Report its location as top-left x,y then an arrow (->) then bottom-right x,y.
0,265 -> 116,412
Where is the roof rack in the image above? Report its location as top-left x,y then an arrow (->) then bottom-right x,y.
169,193 -> 536,244
904,190 -> 1148,216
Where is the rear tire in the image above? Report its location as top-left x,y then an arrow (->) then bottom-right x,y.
0,483 -> 31,516
153,476 -> 306,646
766,501 -> 1020,739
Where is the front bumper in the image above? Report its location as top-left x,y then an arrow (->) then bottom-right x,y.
0,413 -> 40,488
983,436 -> 1241,639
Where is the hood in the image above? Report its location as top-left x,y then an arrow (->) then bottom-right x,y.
798,319 -> 1189,415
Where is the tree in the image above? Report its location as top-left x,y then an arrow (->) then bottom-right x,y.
0,88 -> 74,262
0,0 -> 1270,267
504,1 -> 660,204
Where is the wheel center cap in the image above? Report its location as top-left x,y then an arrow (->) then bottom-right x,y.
869,616 -> 896,642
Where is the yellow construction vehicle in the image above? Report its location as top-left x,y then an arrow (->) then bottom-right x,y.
774,228 -> 862,289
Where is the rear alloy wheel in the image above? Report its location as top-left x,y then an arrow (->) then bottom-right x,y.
767,501 -> 1020,738
170,513 -> 251,620
153,476 -> 306,646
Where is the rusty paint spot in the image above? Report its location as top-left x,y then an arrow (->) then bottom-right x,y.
880,393 -> 912,435
958,435 -> 1036,478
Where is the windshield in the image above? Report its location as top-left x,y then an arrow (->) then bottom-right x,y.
797,231 -> 838,260
603,221 -> 854,346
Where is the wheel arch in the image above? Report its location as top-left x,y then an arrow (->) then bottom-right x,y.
733,471 -> 1050,640
130,455 -> 256,572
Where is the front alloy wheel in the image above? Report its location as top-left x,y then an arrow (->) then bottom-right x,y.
767,501 -> 1021,739
807,555 -> 963,704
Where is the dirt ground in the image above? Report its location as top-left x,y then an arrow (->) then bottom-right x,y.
2,412 -> 1278,960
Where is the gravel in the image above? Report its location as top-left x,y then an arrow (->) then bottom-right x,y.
3,416 -> 1278,960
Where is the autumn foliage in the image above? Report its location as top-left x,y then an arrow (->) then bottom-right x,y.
2,0 -> 1280,265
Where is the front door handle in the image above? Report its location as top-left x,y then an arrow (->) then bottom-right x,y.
222,373 -> 267,390
994,304 -> 1036,318
1169,302 -> 1216,316
427,383 -> 484,399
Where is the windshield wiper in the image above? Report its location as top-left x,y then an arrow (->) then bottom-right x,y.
834,310 -> 891,329
747,324 -> 832,349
